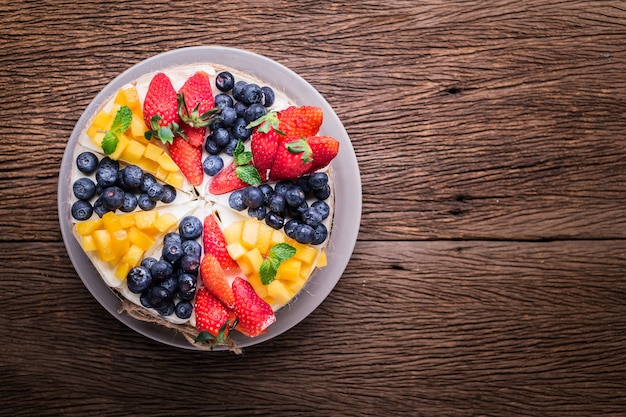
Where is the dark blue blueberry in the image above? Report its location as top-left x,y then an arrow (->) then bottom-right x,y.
141,257 -> 158,270
92,197 -> 108,218
177,274 -> 197,300
71,200 -> 93,221
312,223 -> 328,245
212,127 -> 231,147
265,212 -> 284,230
286,201 -> 309,220
308,172 -> 329,190
234,101 -> 248,117
241,83 -> 263,105
96,165 -> 118,188
164,232 -> 182,245
258,183 -> 274,204
119,191 -> 138,213
302,206 -> 324,227
126,266 -> 153,294
161,185 -> 177,204
215,71 -> 234,92
156,300 -> 175,316
160,275 -> 178,293
244,103 -> 266,125
140,173 -> 158,193
221,106 -> 237,127
72,177 -> 96,200
268,193 -> 286,214
210,119 -> 225,131
148,286 -> 173,310
248,205 -> 266,220
312,200 -> 330,219
137,193 -> 156,210
284,185 -> 306,207
162,240 -> 184,264
243,185 -> 264,209
214,93 -> 234,109
232,80 -> 248,102
232,117 -> 252,140
98,156 -> 119,170
179,216 -> 202,240
116,170 -> 129,190
146,181 -> 164,202
284,219 -> 300,238
101,186 -> 125,211
175,300 -> 193,319
150,259 -> 173,282
180,254 -> 200,274
228,189 -> 247,211
297,175 -> 312,196
204,139 -> 222,155
121,165 -> 144,190
140,288 -> 152,308
182,239 -> 202,258
274,181 -> 293,196
76,151 -> 98,174
294,223 -> 316,244
203,155 -> 224,176
261,86 -> 275,107
224,138 -> 239,156
313,183 -> 331,200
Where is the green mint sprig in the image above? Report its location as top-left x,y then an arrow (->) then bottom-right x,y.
101,105 -> 132,155
233,140 -> 262,185
260,242 -> 297,285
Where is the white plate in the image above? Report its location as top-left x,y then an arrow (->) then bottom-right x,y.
58,46 -> 361,350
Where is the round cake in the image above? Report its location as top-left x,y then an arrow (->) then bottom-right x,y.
67,62 -> 339,350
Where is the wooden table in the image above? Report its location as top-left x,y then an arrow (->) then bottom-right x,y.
2,1 -> 626,415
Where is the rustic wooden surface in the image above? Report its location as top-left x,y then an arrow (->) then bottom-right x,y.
2,1 -> 626,416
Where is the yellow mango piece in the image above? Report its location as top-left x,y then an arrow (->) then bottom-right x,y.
122,88 -> 141,113
121,244 -> 144,267
293,243 -> 318,264
317,250 -> 327,267
276,258 -> 302,281
128,227 -> 156,251
120,140 -> 146,164
111,229 -> 130,260
134,210 -> 158,231
130,114 -> 146,139
91,110 -> 112,129
256,224 -> 274,255
241,220 -> 259,249
107,133 -> 130,161
267,280 -> 292,305
93,229 -> 115,262
143,142 -> 164,161
157,153 -> 179,172
89,131 -> 106,149
164,172 -> 184,189
81,235 -> 97,252
223,220 -> 244,245
238,257 -> 254,275
137,158 -> 160,176
115,262 -> 131,280
286,277 -> 306,296
114,89 -> 128,106
75,218 -> 103,236
153,213 -> 177,233
117,213 -> 136,229
243,247 -> 264,272
270,229 -> 285,246
86,124 -> 104,141
154,165 -> 170,182
226,242 -> 247,260
102,212 -> 123,233
248,274 -> 268,298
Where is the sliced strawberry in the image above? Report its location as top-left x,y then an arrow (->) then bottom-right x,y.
269,137 -> 313,181
203,214 -> 238,271
306,135 -> 340,173
143,72 -> 180,143
200,253 -> 235,308
180,123 -> 206,148
251,126 -> 281,173
177,71 -> 216,128
232,277 -> 276,337
209,162 -> 267,194
277,105 -> 323,138
168,136 -> 203,186
194,287 -> 232,339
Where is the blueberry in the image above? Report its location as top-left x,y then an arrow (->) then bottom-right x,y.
265,212 -> 284,230
137,193 -> 156,210
179,216 -> 203,240
241,83 -> 263,105
248,205 -> 266,220
312,200 -> 330,219
161,275 -> 178,294
232,117 -> 252,140
312,223 -> 328,245
72,177 -> 96,200
161,185 -> 177,204
140,288 -> 152,308
308,172 -> 329,190
302,206 -> 324,227
215,71 -> 234,92
121,165 -> 144,190
127,266 -> 153,294
224,138 -> 239,156
182,239 -> 202,258
175,300 -> 193,319
221,106 -> 237,127
212,127 -> 231,147
243,185 -> 264,209
284,185 -> 306,207
71,200 -> 93,221
140,173 -> 158,193
99,156 -> 119,170
234,101 -> 248,117
177,273 -> 197,300
203,155 -> 224,176
229,189 -> 247,211
146,181 -> 164,202
294,223 -> 316,244
274,181 -> 293,196
141,257 -> 158,270
150,259 -> 173,282
116,170 -> 129,191
287,201 -> 309,220
92,197 -> 108,217
162,241 -> 184,264
119,191 -> 138,212
180,254 -> 200,274
101,186 -> 125,211
284,219 -> 300,238
261,86 -> 275,107
76,151 -> 98,174
214,93 -> 234,109
258,183 -> 274,203
156,300 -> 175,316
232,80 -> 248,102
148,286 -> 173,309
244,103 -> 266,125
313,183 -> 331,200
204,139 -> 222,155
297,175 -> 313,195
96,165 -> 118,188
268,193 -> 286,214
164,232 -> 182,245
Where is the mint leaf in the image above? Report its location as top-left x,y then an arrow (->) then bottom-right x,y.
260,259 -> 277,285
269,242 -> 297,262
101,131 -> 119,155
235,164 -> 261,185
260,243 -> 296,285
234,150 -> 252,167
110,105 -> 132,134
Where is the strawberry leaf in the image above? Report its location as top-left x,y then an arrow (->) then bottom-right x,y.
100,131 -> 119,155
235,164 -> 261,185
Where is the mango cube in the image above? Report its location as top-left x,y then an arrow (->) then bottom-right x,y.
157,153 -> 179,172
93,229 -> 115,262
134,211 -> 158,231
317,250 -> 328,267
143,142 -> 164,161
293,243 -> 318,264
276,258 -> 302,281
115,262 -> 131,280
130,114 -> 146,139
226,242 -> 247,260
223,221 -> 244,244
248,274 -> 268,298
91,110 -> 112,129
241,221 -> 259,249
165,172 -> 184,189
121,244 -> 144,267
243,247 -> 264,272
120,140 -> 146,164
107,133 -> 130,160
256,224 -> 274,255
267,280 -> 292,305
76,218 -> 103,236
81,235 -> 97,252
153,213 -> 177,233
128,227 -> 155,251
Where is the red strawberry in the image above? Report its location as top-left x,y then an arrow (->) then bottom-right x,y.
209,162 -> 267,194
168,136 -> 203,186
143,72 -> 180,143
269,137 -> 313,180
278,105 -> 323,137
200,253 -> 235,308
194,287 -> 232,336
232,277 -> 276,337
250,126 -> 281,173
177,71 -> 215,128
306,135 -> 340,173
180,123 -> 206,148
203,214 -> 238,271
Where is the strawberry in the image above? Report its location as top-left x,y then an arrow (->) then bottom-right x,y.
232,277 -> 276,337
203,214 -> 238,271
306,135 -> 340,173
250,126 -> 281,173
177,70 -> 216,128
269,137 -> 313,181
180,123 -> 206,148
143,72 -> 180,143
194,287 -> 233,343
277,105 -> 323,138
168,136 -> 203,186
200,253 -> 235,308
208,141 -> 267,194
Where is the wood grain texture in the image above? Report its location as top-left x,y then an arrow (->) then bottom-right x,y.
2,0 -> 626,416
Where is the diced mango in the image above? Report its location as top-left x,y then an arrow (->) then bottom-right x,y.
102,212 -> 123,233
93,229 -> 115,262
248,274 -> 268,298
91,110 -> 112,129
226,242 -> 247,260
153,213 -> 177,233
293,242 -> 318,264
286,277 -> 306,296
81,235 -> 97,252
114,89 -> 129,107
75,218 -> 103,236
154,165 -> 170,182
128,227 -> 155,251
121,244 -> 144,267
164,172 -> 184,189
134,210 -> 158,231
276,258 -> 302,281
108,133 -> 130,160
136,158 -> 160,176
120,140 -> 146,164
89,131 -> 106,149
121,88 -> 141,114
223,221 -> 244,245
243,247 -> 264,272
111,229 -> 130,261
115,262 -> 131,280
86,124 -> 103,141
117,213 -> 136,229
130,114 -> 146,139
256,224 -> 274,255
241,220 -> 259,249
270,229 -> 285,246
157,153 -> 179,172
267,280 -> 292,305
143,142 -> 164,161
